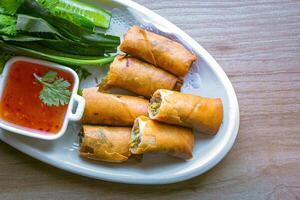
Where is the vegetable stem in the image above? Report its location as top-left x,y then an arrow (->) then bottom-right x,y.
0,42 -> 116,66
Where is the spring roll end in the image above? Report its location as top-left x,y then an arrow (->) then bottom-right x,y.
196,98 -> 223,135
130,117 -> 146,154
79,126 -> 131,163
148,92 -> 162,119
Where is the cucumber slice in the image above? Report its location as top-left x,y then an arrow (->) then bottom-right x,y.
35,0 -> 111,29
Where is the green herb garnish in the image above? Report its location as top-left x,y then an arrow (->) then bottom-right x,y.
0,14 -> 17,36
33,71 -> 71,106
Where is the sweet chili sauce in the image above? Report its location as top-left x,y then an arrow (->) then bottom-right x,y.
0,61 -> 74,134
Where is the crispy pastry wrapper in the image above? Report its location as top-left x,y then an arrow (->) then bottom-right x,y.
130,116 -> 194,160
149,89 -> 223,135
120,26 -> 197,77
80,125 -> 132,163
82,87 -> 148,126
98,55 -> 182,98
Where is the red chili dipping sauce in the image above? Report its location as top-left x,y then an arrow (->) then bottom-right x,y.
0,61 -> 74,134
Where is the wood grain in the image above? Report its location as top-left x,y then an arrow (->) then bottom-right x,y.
0,0 -> 300,199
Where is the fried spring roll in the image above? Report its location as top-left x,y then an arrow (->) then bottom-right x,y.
120,26 -> 197,77
130,116 -> 194,159
82,87 -> 148,125
98,56 -> 182,98
80,125 -> 131,163
148,89 -> 223,135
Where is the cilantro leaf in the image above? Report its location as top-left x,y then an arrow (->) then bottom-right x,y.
33,71 -> 71,106
41,71 -> 57,82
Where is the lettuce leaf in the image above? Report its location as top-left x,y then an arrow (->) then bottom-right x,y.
0,14 -> 17,36
0,0 -> 24,15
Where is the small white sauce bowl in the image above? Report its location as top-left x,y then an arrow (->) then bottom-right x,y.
0,56 -> 85,140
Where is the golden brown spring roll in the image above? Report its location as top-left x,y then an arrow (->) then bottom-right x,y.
120,26 -> 197,77
80,125 -> 131,163
130,116 -> 194,159
148,89 -> 223,135
98,55 -> 182,98
82,87 -> 148,125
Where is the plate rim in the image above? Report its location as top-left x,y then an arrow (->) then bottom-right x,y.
0,0 -> 240,185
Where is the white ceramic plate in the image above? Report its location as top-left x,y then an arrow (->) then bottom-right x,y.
0,0 -> 239,184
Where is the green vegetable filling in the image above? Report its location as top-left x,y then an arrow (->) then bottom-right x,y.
130,123 -> 141,150
149,97 -> 161,116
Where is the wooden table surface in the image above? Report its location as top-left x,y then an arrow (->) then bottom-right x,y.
1,0 -> 299,199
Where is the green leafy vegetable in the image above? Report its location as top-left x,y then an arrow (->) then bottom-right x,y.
71,66 -> 91,95
33,71 -> 71,106
0,41 -> 116,66
19,1 -> 119,47
39,40 -> 116,55
40,16 -> 119,47
0,14 -> 17,36
0,0 -> 119,80
15,13 -> 119,49
1,13 -> 118,55
0,0 -> 24,15
2,34 -> 115,56
2,35 -> 45,42
71,66 -> 91,82
0,52 -> 14,74
35,0 -> 111,29
16,14 -> 66,39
